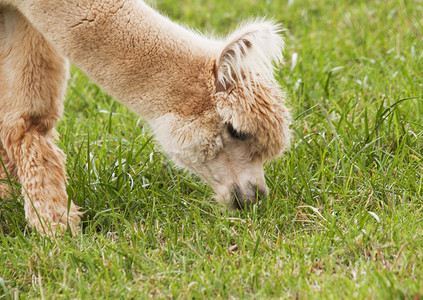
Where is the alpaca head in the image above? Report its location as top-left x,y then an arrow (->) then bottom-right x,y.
152,20 -> 290,209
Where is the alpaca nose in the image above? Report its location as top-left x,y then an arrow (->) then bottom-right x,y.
231,184 -> 268,209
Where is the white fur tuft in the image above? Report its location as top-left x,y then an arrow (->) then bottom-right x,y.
216,19 -> 285,92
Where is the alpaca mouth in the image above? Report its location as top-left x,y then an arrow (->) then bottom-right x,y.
230,183 -> 267,210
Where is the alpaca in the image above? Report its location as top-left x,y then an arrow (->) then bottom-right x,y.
0,0 -> 291,235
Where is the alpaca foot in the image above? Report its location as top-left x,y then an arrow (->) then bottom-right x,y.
28,202 -> 82,236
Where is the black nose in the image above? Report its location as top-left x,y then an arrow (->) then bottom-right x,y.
230,184 -> 267,210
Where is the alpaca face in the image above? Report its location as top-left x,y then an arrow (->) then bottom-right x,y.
167,119 -> 269,209
192,124 -> 270,209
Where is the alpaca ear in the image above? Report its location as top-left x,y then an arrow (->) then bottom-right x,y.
215,20 -> 284,93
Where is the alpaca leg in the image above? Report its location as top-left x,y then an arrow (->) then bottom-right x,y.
0,9 -> 81,234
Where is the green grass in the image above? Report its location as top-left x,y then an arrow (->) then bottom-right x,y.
1,0 -> 423,298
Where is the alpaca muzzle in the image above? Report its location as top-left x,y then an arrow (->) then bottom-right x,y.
230,183 -> 268,209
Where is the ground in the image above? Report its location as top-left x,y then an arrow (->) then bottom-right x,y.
0,0 -> 422,298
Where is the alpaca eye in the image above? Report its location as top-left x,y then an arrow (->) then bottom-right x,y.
227,123 -> 249,141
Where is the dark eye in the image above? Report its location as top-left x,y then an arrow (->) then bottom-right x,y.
227,123 -> 249,141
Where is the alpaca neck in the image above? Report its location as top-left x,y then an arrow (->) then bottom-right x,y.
14,0 -> 220,120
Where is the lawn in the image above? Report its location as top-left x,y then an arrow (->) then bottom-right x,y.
1,0 -> 422,298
